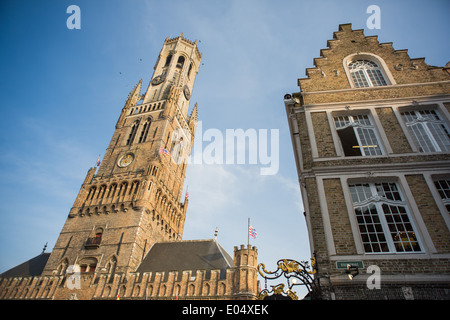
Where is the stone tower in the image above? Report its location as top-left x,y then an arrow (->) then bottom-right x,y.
41,34 -> 202,277
233,245 -> 258,300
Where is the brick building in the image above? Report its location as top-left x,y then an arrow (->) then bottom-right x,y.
284,24 -> 450,299
0,34 -> 258,300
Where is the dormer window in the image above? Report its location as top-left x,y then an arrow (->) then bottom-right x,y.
348,60 -> 387,88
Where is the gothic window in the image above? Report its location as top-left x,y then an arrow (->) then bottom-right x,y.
401,109 -> 450,153
334,114 -> 383,156
349,182 -> 422,253
188,63 -> 193,77
348,59 -> 388,88
164,54 -> 172,67
138,119 -> 151,143
126,121 -> 139,146
176,56 -> 185,69
434,179 -> 450,214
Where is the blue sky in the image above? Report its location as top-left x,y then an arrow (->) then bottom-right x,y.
0,0 -> 449,297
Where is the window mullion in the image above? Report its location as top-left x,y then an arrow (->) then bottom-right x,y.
363,70 -> 373,87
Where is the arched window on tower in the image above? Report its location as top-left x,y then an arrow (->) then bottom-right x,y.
348,59 -> 388,88
138,119 -> 151,143
164,54 -> 172,67
176,56 -> 185,69
127,121 -> 139,146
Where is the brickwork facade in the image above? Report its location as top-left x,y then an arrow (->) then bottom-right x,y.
285,24 -> 450,299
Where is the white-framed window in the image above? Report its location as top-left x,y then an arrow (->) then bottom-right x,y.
401,109 -> 450,153
334,114 -> 383,156
349,182 -> 422,253
348,60 -> 388,88
434,179 -> 450,214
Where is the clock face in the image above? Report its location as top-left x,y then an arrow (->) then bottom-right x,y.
183,85 -> 191,100
118,153 -> 134,167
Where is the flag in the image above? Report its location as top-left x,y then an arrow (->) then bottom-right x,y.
159,147 -> 170,155
96,155 -> 101,167
249,225 -> 257,239
185,186 -> 189,199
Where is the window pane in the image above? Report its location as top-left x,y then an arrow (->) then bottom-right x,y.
375,183 -> 402,201
402,110 -> 450,153
427,122 -> 450,152
434,179 -> 450,214
382,204 -> 421,252
355,204 -> 389,253
334,116 -> 351,128
349,60 -> 388,88
367,69 -> 387,86
356,127 -> 382,156
351,70 -> 369,88
349,183 -> 372,203
406,122 -> 436,153
350,182 -> 421,253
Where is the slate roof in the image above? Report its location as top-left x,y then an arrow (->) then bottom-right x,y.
1,253 -> 50,278
135,239 -> 233,279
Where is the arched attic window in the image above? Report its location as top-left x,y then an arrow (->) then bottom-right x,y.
176,56 -> 185,69
138,118 -> 152,143
348,59 -> 388,88
127,121 -> 139,146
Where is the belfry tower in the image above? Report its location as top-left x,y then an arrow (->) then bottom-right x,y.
42,34 -> 202,277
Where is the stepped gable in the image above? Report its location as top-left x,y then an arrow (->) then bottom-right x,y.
298,23 -> 449,93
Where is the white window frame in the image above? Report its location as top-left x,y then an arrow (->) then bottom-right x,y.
334,113 -> 384,157
348,60 -> 387,88
349,181 -> 423,254
343,53 -> 395,88
434,179 -> 450,214
400,109 -> 450,153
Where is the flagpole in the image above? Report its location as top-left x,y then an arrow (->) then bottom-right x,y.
248,217 -> 250,247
